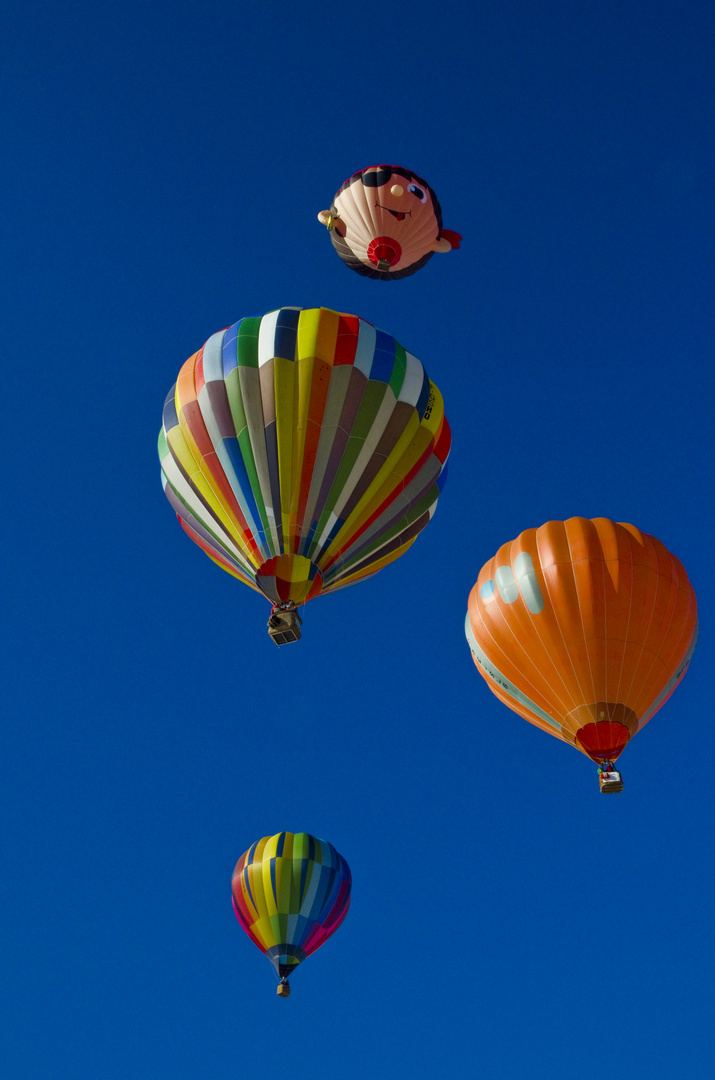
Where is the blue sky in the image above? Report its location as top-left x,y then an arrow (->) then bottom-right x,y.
3,2 -> 714,1077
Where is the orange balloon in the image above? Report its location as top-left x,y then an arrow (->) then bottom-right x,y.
465,518 -> 698,763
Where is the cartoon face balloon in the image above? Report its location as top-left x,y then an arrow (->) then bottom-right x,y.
318,165 -> 461,280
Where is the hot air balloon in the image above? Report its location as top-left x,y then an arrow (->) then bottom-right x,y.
318,165 -> 461,280
232,832 -> 351,997
465,518 -> 697,792
159,306 -> 451,643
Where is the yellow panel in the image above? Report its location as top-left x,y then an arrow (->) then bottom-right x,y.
296,307 -> 339,366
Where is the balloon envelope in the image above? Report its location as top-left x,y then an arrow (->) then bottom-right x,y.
465,518 -> 697,763
159,306 -> 450,612
319,165 -> 461,280
232,832 -> 351,979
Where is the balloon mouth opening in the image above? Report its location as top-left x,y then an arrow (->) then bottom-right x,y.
256,555 -> 323,605
367,236 -> 402,268
575,720 -> 632,762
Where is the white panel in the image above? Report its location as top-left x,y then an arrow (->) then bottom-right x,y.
201,329 -> 226,383
258,309 -> 281,367
398,351 -> 424,405
353,319 -> 376,377
495,565 -> 519,604
514,551 -> 545,614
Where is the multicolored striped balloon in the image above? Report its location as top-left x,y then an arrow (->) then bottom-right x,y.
465,518 -> 698,768
232,832 -> 351,988
159,306 -> 450,616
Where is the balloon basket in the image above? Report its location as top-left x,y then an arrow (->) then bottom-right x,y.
599,770 -> 624,794
267,607 -> 302,646
277,980 -> 290,998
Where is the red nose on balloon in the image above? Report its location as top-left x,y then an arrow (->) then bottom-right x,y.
367,236 -> 402,268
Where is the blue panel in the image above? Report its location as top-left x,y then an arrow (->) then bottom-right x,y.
437,459 -> 449,492
269,857 -> 277,902
480,580 -> 496,599
275,832 -> 286,857
323,840 -> 337,868
243,866 -> 255,911
415,369 -> 431,419
292,913 -> 310,947
317,867 -> 339,916
310,864 -> 330,918
162,384 -> 178,431
299,858 -> 309,904
221,321 -> 241,375
274,307 -> 300,362
220,436 -> 267,549
369,329 -> 396,384
300,519 -> 319,556
322,516 -> 346,552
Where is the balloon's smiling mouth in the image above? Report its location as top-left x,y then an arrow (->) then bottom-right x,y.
376,203 -> 412,221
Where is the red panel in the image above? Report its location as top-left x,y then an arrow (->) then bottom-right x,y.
194,346 -> 206,395
333,313 -> 360,365
433,417 -> 452,463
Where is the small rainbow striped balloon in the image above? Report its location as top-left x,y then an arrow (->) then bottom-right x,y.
159,307 -> 450,622
232,832 -> 351,990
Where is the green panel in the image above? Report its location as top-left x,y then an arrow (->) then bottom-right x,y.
288,860 -> 303,912
307,382 -> 388,556
269,912 -> 284,946
349,381 -> 388,443
299,860 -> 314,906
276,858 -> 293,915
275,912 -> 289,941
225,366 -> 275,557
236,316 -> 261,368
292,833 -> 310,860
225,368 -> 247,436
388,341 -> 407,398
237,428 -> 275,557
